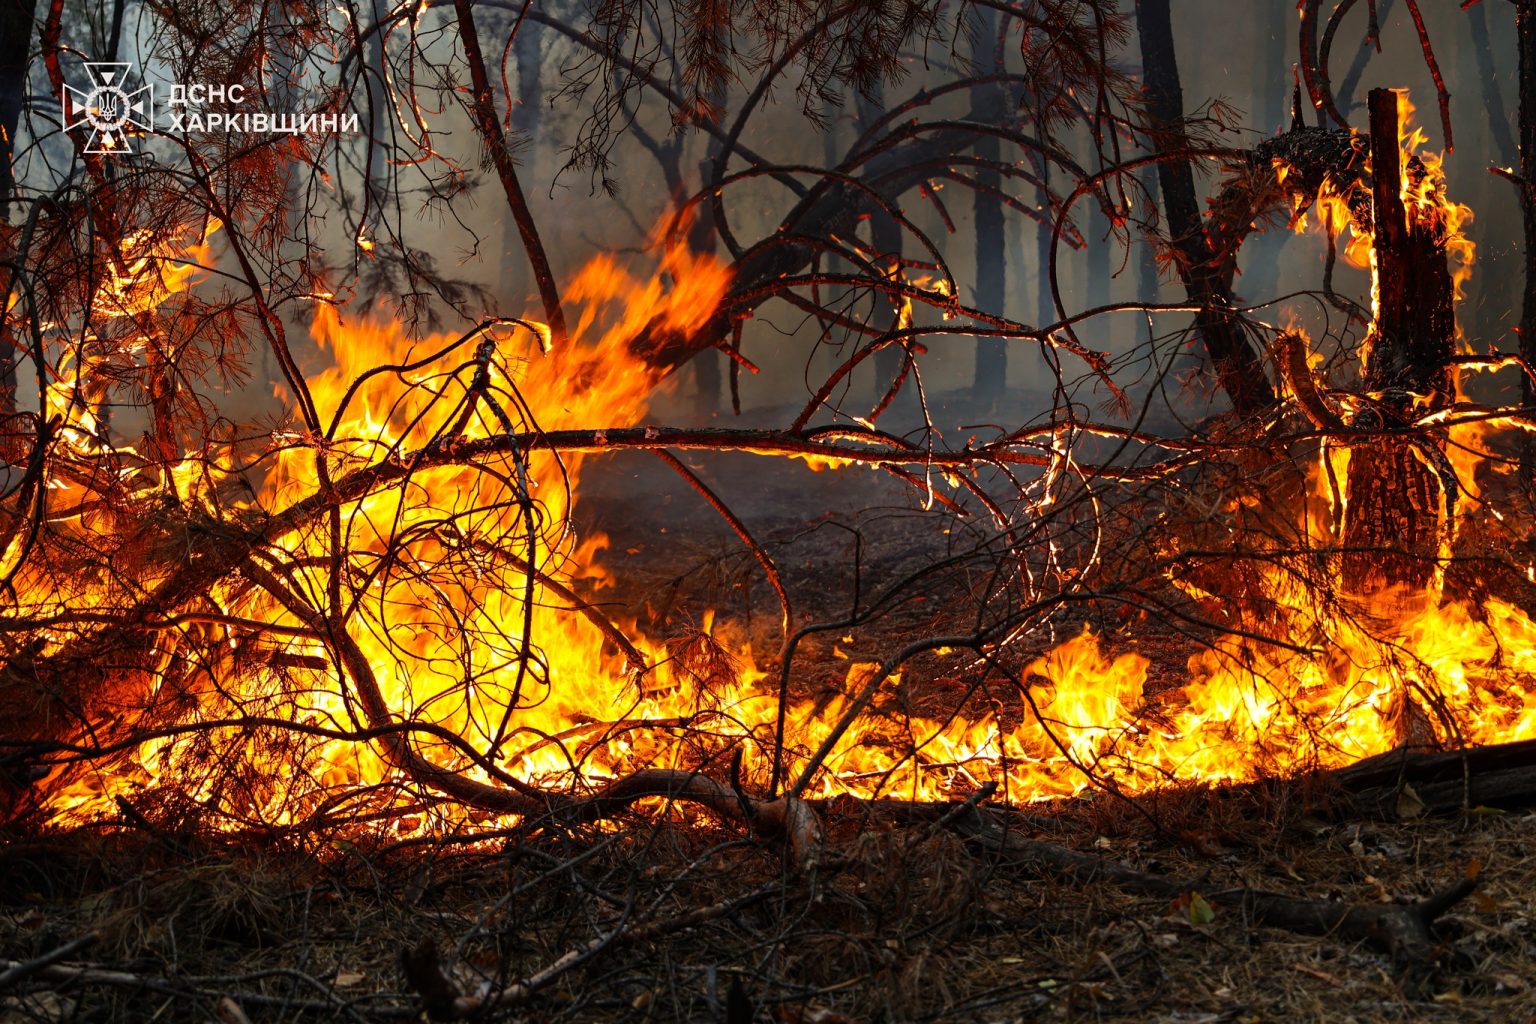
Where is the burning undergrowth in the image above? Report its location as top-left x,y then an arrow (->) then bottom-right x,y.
8,0 -> 1536,1015
1,91 -> 1535,852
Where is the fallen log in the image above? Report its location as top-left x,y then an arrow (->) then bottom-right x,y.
901,797 -> 1478,999
1317,736 -> 1536,820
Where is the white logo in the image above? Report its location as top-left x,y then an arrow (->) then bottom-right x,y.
62,62 -> 153,155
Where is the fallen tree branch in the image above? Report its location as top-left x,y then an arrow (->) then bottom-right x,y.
241,564 -> 826,869
937,800 -> 1477,998
1318,737 -> 1536,820
0,933 -> 98,991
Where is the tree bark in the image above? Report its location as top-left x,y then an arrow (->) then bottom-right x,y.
1134,0 -> 1276,419
1341,89 -> 1456,595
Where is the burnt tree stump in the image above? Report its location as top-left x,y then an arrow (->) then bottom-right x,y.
1341,89 -> 1457,596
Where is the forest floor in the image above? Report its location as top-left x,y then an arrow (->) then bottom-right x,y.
5,404 -> 1536,1022
3,788 -> 1534,1022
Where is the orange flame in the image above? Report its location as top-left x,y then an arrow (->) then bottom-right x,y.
26,116 -> 1536,836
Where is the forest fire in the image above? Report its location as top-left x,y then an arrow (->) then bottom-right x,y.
11,1 -> 1536,1018
23,91 -> 1536,837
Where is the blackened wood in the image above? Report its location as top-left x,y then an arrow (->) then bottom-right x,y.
1361,90 -> 1455,400
0,0 -> 37,408
1341,89 -> 1455,594
1519,2 -> 1536,486
1323,735 -> 1536,818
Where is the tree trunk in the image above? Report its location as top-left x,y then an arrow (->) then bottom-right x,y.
1341,89 -> 1456,595
855,85 -> 906,403
1134,0 -> 1276,419
690,157 -> 722,416
502,15 -> 543,304
970,4 -> 1007,404
1239,0 -> 1291,308
1518,1 -> 1536,489
0,0 -> 38,415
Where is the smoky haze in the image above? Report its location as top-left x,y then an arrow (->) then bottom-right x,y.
22,2 -> 1523,441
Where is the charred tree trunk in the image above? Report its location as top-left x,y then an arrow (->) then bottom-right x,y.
1518,1 -> 1536,489
1341,89 -> 1456,595
1134,0 -> 1276,419
502,14 -> 543,304
0,0 -> 38,415
0,0 -> 35,210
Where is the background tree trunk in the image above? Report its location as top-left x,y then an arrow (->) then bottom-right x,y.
1518,1 -> 1536,490
503,14 -> 544,303
0,0 -> 37,414
1134,0 -> 1276,418
970,4 -> 1007,405
855,84 -> 906,404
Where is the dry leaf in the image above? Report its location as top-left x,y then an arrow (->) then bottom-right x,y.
1395,783 -> 1425,820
